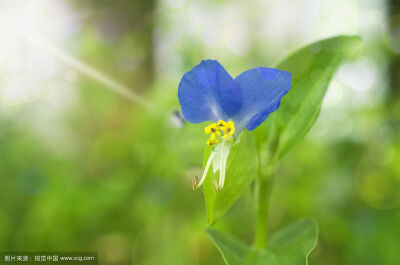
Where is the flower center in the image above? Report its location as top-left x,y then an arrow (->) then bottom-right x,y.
192,120 -> 236,191
204,120 -> 235,146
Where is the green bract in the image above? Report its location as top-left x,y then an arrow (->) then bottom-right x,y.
203,130 -> 258,225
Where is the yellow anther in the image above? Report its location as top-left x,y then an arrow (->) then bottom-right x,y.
217,120 -> 227,126
206,137 -> 219,146
209,132 -> 216,141
222,121 -> 235,139
217,120 -> 228,133
192,176 -> 198,191
204,120 -> 235,145
204,123 -> 221,135
227,121 -> 234,129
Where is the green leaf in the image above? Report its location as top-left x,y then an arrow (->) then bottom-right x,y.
207,219 -> 318,265
256,35 -> 362,160
206,228 -> 249,265
266,218 -> 318,265
203,130 -> 258,225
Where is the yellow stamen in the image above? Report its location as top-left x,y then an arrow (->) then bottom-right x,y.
204,123 -> 221,135
204,120 -> 235,145
222,121 -> 235,139
206,137 -> 219,146
217,120 -> 228,133
198,120 -> 236,191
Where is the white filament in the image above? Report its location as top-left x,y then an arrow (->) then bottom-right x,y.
220,145 -> 228,189
219,140 -> 231,190
197,151 -> 216,187
218,140 -> 225,189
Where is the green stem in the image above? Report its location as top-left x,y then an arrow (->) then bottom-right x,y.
255,116 -> 279,248
254,167 -> 274,249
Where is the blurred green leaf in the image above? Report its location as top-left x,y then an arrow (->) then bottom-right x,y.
207,219 -> 318,265
206,227 -> 249,265
266,218 -> 318,265
257,35 -> 362,160
203,130 -> 258,225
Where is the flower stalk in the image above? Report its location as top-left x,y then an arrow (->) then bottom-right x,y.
254,168 -> 274,248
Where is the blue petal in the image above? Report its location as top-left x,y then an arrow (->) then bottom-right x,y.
178,60 -> 242,124
233,67 -> 292,131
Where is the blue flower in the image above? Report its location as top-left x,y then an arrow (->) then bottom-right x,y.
178,60 -> 292,190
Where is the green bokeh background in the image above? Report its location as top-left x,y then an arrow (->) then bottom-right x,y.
0,0 -> 399,264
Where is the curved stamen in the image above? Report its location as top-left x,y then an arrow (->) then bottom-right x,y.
196,151 -> 216,188
199,120 -> 235,191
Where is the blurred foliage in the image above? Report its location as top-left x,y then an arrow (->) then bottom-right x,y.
0,0 -> 400,265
